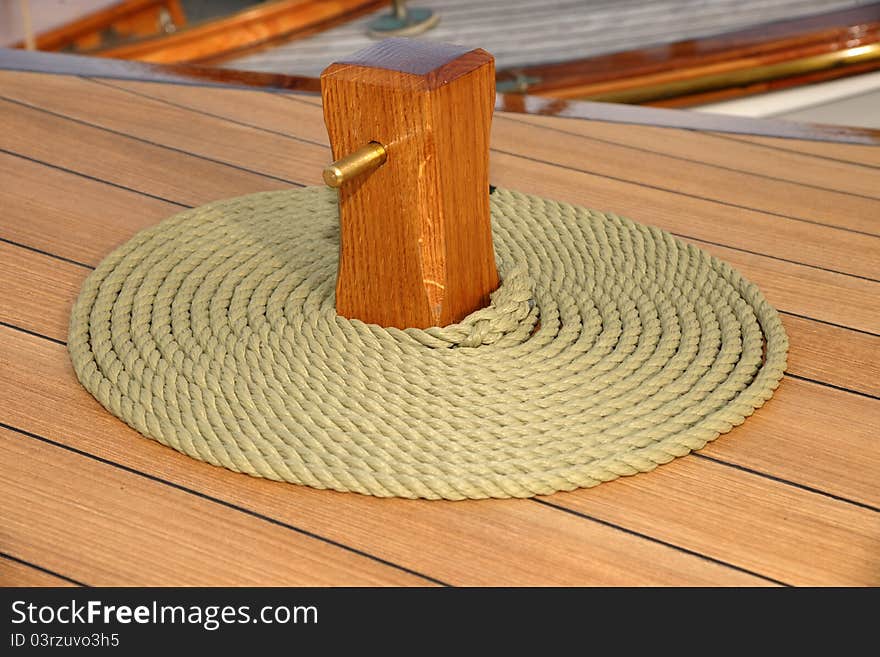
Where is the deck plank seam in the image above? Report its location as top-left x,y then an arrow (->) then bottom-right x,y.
0,235 -> 95,271
778,311 -> 879,338
1,319 -> 876,514
0,550 -> 88,587
4,229 -> 879,342
0,418 -> 789,586
713,132 -> 880,170
277,85 -> 880,153
12,74 -> 871,242
0,95 -> 306,188
2,65 -> 878,153
668,235 -> 880,283
0,146 -> 192,210
0,321 -> 67,346
785,372 -> 880,401
94,75 -> 880,202
2,118 -> 875,285
2,244 -> 878,395
289,92 -> 880,240
531,499 -> 790,586
0,420 -> 452,588
691,454 -> 880,513
491,146 -> 880,241
85,76 -> 329,150
279,88 -> 880,169
497,113 -> 880,202
0,63 -> 875,589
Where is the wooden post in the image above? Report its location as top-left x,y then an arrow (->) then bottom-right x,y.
321,38 -> 499,329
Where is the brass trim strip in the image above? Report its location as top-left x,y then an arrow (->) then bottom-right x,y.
583,43 -> 880,104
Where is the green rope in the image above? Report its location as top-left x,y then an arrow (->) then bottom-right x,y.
68,187 -> 788,500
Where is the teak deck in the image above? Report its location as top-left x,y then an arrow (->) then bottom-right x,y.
0,56 -> 878,587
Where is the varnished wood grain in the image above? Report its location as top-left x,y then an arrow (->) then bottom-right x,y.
0,329 -> 767,586
485,121 -> 879,261
0,427 -> 429,586
726,133 -> 880,167
0,46 -> 322,92
0,100 -> 288,206
487,150 -> 879,281
2,322 -> 877,584
100,79 -> 878,222
495,93 -> 880,144
0,242 -> 86,342
547,456 -> 880,586
1,69 -> 877,586
0,556 -> 78,587
504,113 -> 880,204
112,76 -> 879,242
1,72 -> 871,285
651,59 -> 880,109
529,38 -> 880,105
95,0 -> 383,64
6,317 -> 874,509
1,104 -> 877,336
685,240 -> 879,335
5,244 -> 879,401
322,42 -> 499,328
12,0 -> 184,52
33,0 -> 879,108
0,75 -> 875,330
781,314 -> 880,398
701,377 -> 879,507
0,150 -> 181,266
2,48 -> 878,144
496,4 -> 880,105
0,71 -> 326,184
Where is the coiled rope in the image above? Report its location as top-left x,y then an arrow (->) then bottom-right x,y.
68,187 -> 788,500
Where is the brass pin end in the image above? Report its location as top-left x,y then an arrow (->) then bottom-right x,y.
323,141 -> 387,188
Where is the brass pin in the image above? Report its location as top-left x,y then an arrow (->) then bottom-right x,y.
323,141 -> 387,188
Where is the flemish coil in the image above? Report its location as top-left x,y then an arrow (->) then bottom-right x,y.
68,187 -> 788,500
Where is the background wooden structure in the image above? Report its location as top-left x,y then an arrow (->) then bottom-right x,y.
0,51 -> 877,586
7,2 -> 879,107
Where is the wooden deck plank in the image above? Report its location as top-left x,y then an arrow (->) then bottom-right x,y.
0,242 -> 85,343
0,72 -> 876,281
0,427 -> 430,586
3,140 -> 877,337
490,117 -> 879,236
3,322 -> 878,583
0,329 -> 766,586
2,66 -> 877,587
96,78 -> 880,235
687,240 -> 879,336
0,150 -> 180,266
4,243 -> 878,400
700,377 -> 879,507
106,78 -> 329,141
0,100 -> 287,209
115,78 -> 329,131
504,113 -> 880,200
96,75 -> 880,260
0,555 -> 78,587
1,96 -> 878,331
0,71 -> 325,184
488,152 -> 879,282
3,323 -> 876,585
782,314 -> 880,398
545,456 -> 880,586
725,133 -> 880,168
